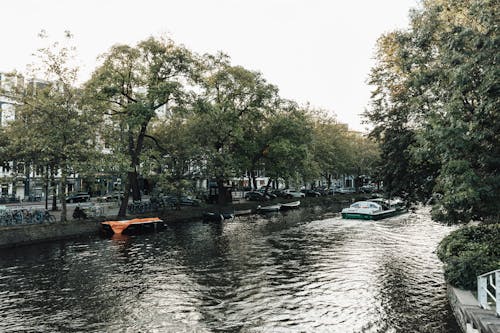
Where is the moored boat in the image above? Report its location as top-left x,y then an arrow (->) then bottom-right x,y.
234,209 -> 253,216
202,211 -> 236,222
280,200 -> 301,210
202,212 -> 224,222
101,217 -> 163,234
341,200 -> 407,220
257,204 -> 281,213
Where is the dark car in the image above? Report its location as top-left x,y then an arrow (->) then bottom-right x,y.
257,189 -> 277,199
164,195 -> 201,206
314,187 -> 330,196
245,191 -> 268,201
301,189 -> 322,197
271,189 -> 288,198
66,192 -> 90,203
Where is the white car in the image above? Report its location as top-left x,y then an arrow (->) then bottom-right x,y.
338,187 -> 356,194
283,190 -> 305,198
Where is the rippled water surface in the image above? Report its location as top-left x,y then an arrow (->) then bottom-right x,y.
0,207 -> 459,332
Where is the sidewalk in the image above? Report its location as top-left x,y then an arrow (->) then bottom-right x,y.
2,199 -> 122,222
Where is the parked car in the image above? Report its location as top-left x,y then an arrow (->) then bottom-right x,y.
338,187 -> 356,194
271,189 -> 288,198
283,190 -> 305,199
360,185 -> 376,193
98,191 -> 124,202
257,188 -> 277,199
65,192 -> 90,203
245,191 -> 269,201
314,187 -> 330,196
301,189 -> 322,197
165,195 -> 201,206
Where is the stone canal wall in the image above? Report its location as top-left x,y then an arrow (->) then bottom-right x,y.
448,286 -> 500,333
0,222 -> 100,248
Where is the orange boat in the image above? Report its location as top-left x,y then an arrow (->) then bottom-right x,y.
101,217 -> 163,234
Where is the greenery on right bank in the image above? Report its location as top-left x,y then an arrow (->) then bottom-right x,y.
437,224 -> 500,290
365,0 -> 499,224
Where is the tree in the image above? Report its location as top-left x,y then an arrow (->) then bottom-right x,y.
145,113 -> 204,208
191,53 -> 278,204
256,102 -> 313,191
310,112 -> 354,188
2,31 -> 98,221
365,0 -> 499,223
85,36 -> 195,217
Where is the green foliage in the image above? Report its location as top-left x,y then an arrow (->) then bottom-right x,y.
437,223 -> 500,289
85,36 -> 196,214
365,0 -> 500,223
2,32 -> 100,220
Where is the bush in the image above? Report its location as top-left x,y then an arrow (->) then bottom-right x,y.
437,223 -> 500,290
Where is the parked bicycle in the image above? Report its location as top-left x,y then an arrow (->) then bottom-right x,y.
127,200 -> 153,214
0,207 -> 55,225
83,204 -> 104,218
32,209 -> 56,224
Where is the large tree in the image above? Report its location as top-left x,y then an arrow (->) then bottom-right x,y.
191,53 -> 279,204
365,0 -> 499,223
310,113 -> 355,188
85,37 -> 195,217
252,102 -> 313,191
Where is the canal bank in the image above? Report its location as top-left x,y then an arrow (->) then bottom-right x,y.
0,220 -> 100,248
0,195 -> 354,248
448,286 -> 500,333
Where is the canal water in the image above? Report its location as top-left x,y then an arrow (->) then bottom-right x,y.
0,207 -> 460,332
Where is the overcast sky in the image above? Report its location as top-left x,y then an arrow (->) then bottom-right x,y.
1,0 -> 419,132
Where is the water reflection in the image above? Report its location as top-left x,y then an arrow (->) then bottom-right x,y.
0,207 -> 459,332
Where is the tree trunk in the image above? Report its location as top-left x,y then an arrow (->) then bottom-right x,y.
264,178 -> 272,196
217,178 -> 230,205
50,165 -> 58,211
251,170 -> 258,190
118,173 -> 132,218
43,166 -> 48,210
59,166 -> 68,222
130,170 -> 141,201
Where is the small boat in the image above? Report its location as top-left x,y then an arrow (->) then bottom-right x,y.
101,217 -> 163,234
257,204 -> 281,213
280,201 -> 301,210
222,212 -> 235,219
341,200 -> 407,220
234,209 -> 252,216
202,212 -> 224,222
202,211 -> 235,222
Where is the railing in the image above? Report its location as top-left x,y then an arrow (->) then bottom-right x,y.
477,269 -> 499,317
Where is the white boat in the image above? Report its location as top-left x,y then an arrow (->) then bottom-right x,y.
280,201 -> 301,210
341,199 -> 407,220
257,204 -> 282,213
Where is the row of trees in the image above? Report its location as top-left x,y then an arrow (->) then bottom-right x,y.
365,0 -> 499,224
1,32 -> 378,220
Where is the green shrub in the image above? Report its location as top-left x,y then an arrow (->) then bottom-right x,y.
437,223 -> 500,290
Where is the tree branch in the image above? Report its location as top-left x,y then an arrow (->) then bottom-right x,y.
144,134 -> 169,154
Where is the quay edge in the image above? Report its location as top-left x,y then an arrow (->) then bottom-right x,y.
448,285 -> 500,333
0,221 -> 100,249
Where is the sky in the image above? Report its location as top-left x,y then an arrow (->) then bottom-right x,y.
1,0 -> 419,132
